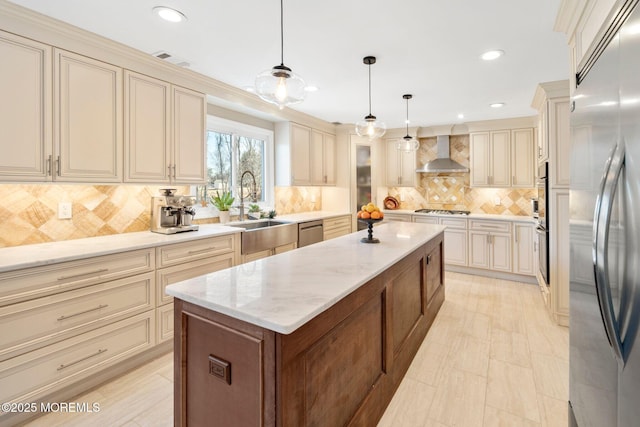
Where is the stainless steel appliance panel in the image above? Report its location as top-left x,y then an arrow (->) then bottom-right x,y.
570,2 -> 640,425
298,220 -> 324,247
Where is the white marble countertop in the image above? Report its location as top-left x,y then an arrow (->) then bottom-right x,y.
384,209 -> 536,223
0,211 -> 352,273
0,224 -> 242,273
166,221 -> 445,335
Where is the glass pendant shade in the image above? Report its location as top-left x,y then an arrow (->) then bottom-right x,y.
355,56 -> 386,140
397,135 -> 419,152
397,94 -> 419,152
255,64 -> 306,109
356,115 -> 386,140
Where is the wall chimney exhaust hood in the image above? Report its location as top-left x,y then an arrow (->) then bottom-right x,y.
416,135 -> 469,173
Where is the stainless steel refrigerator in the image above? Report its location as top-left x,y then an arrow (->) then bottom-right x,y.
570,1 -> 640,425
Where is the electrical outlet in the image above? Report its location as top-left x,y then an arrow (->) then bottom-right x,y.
58,202 -> 72,219
310,194 -> 316,203
400,193 -> 405,202
493,197 -> 501,206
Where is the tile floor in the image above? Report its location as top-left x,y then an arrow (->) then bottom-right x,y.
24,272 -> 569,427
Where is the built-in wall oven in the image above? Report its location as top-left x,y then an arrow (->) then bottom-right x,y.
536,162 -> 549,285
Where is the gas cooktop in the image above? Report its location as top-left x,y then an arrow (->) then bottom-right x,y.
414,209 -> 471,215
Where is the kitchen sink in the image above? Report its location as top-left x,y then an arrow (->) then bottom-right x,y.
227,220 -> 298,254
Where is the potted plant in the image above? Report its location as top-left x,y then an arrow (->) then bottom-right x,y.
248,203 -> 261,220
211,190 -> 234,224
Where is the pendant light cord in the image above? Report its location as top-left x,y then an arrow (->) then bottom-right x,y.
368,63 -> 372,115
280,0 -> 284,66
406,97 -> 409,135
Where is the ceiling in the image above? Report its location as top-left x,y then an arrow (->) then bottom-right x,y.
9,0 -> 569,130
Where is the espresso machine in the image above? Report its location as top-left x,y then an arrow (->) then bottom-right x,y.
150,189 -> 199,234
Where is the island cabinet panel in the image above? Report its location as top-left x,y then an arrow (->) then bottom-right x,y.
173,232 -> 444,427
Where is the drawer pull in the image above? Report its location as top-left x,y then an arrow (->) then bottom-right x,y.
57,304 -> 109,321
57,268 -> 109,281
188,247 -> 216,255
478,225 -> 501,229
57,348 -> 108,371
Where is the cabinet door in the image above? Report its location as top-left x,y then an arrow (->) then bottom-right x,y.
172,86 -> 205,184
511,128 -> 535,187
443,229 -> 467,266
124,71 -> 171,183
468,231 -> 490,269
470,132 -> 490,186
385,139 -> 401,186
311,130 -> 324,185
538,107 -> 549,163
399,149 -> 416,187
0,31 -> 52,181
491,233 -> 512,272
513,223 -> 535,275
54,49 -> 122,182
490,130 -> 511,187
323,133 -> 336,185
291,123 -> 312,185
550,98 -> 571,188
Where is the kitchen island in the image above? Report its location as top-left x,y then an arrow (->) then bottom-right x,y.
166,221 -> 446,427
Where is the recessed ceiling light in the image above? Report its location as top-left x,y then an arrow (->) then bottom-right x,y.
457,113 -> 464,119
153,6 -> 187,23
481,50 -> 505,61
304,85 -> 319,92
490,102 -> 505,108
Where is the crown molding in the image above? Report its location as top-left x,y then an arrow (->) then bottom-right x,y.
531,80 -> 570,111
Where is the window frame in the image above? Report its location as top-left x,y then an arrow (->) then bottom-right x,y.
193,115 -> 274,219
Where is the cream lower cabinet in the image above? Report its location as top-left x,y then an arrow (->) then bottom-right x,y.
513,223 -> 536,276
241,242 -> 297,263
155,234 -> 239,343
323,215 -> 352,240
414,216 -> 468,266
468,220 -> 511,272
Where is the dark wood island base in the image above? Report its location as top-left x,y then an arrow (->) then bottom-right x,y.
173,232 -> 444,426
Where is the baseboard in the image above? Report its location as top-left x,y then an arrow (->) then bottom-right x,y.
445,265 -> 538,284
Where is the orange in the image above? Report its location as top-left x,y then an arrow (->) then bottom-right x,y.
379,211 -> 384,218
371,211 -> 381,219
356,211 -> 363,219
360,211 -> 371,219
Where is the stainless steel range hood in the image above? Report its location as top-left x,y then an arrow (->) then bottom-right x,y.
416,135 -> 469,173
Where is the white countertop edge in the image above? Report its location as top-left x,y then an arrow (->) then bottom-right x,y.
384,209 -> 536,223
166,222 -> 446,334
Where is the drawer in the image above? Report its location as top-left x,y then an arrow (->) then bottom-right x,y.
0,272 -> 154,362
469,220 -> 511,233
323,215 -> 351,231
412,216 -> 439,224
439,217 -> 467,229
385,213 -> 411,222
0,249 -> 154,307
0,311 -> 155,404
156,303 -> 174,343
323,227 -> 351,241
156,235 -> 236,268
156,252 -> 235,305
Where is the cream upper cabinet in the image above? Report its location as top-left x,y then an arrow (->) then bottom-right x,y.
385,139 -> 416,187
124,71 -> 171,182
471,128 -> 534,188
511,128 -> 535,188
54,49 -> 122,182
124,72 -> 205,184
172,86 -> 206,184
470,130 -> 510,187
311,129 -> 336,185
0,31 -> 52,181
276,122 -> 335,186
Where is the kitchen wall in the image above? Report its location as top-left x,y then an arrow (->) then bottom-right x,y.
384,135 -> 536,216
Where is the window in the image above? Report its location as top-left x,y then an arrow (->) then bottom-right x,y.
194,116 -> 274,218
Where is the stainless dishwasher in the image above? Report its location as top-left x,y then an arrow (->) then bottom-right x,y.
297,220 -> 323,247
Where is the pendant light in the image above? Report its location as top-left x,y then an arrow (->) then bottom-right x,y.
255,0 -> 306,109
355,56 -> 386,140
397,94 -> 419,152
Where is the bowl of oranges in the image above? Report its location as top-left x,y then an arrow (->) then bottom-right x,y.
357,202 -> 384,243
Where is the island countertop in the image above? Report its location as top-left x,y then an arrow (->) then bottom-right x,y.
166,221 -> 446,334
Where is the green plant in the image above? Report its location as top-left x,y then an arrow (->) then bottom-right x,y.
210,191 -> 235,211
248,203 -> 261,213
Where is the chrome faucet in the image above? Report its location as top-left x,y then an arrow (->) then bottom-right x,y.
237,170 -> 257,221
